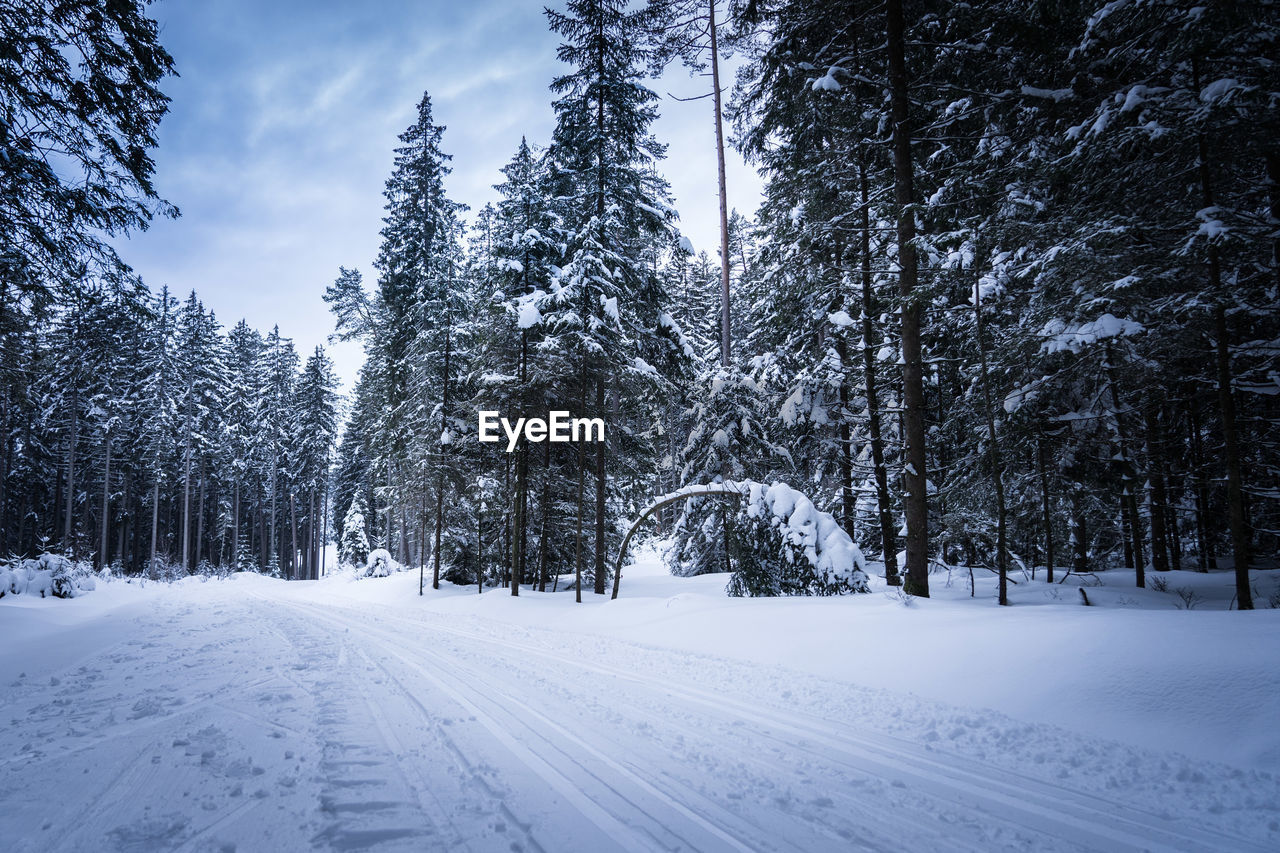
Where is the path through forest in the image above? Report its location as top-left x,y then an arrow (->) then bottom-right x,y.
1,577 -> 1277,852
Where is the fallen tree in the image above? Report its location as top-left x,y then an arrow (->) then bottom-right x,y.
613,481 -> 871,599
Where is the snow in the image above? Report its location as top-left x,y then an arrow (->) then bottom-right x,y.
1020,85 -> 1072,102
2,556 -> 1277,851
600,294 -> 619,322
677,235 -> 694,254
827,309 -> 855,328
1041,313 -> 1144,354
742,481 -> 869,587
810,67 -> 842,91
1200,77 -> 1242,104
516,291 -> 543,329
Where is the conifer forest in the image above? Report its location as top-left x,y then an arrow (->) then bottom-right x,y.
4,2 -> 1280,852
4,0 -> 1276,605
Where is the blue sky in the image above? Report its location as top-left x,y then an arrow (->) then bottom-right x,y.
120,0 -> 762,393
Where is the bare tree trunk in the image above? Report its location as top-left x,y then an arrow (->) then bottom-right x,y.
63,394 -> 77,554
573,362 -> 587,603
196,457 -> 207,568
1037,434 -> 1055,583
1145,408 -> 1170,575
1193,56 -> 1251,607
289,492 -> 299,581
710,0 -> 731,367
1214,306 -> 1252,608
268,462 -> 277,574
232,481 -> 240,569
432,326 -> 453,592
1105,345 -> 1144,585
857,158 -> 898,585
99,435 -> 111,569
886,0 -> 928,596
974,277 -> 1009,604
1070,492 -> 1088,572
593,378 -> 607,595
149,477 -> 160,575
181,430 -> 192,571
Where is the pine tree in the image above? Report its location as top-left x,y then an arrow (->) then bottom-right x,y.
341,494 -> 370,568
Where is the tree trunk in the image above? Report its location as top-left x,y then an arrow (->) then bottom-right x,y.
858,157 -> 898,585
232,482 -> 240,570
709,0 -> 731,367
1070,492 -> 1088,572
289,492 -> 299,581
99,435 -> 111,570
149,477 -> 160,575
63,393 -> 77,554
573,362 -> 587,604
196,457 -> 207,568
593,378 -> 607,595
974,276 -> 1009,604
1037,434 -> 1054,583
1215,306 -> 1252,608
1194,56 -> 1251,607
1145,407 -> 1170,575
886,0 -> 929,597
1105,345 -> 1144,585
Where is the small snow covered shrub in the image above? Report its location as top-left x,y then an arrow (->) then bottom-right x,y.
363,548 -> 395,578
727,482 -> 871,597
43,553 -> 77,598
1148,574 -> 1169,593
10,558 -> 54,598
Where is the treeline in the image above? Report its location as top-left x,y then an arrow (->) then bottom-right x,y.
3,285 -> 337,577
332,0 -> 1277,607
0,3 -> 339,576
6,1 -> 1276,602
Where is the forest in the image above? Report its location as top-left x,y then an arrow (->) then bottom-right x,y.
3,0 -> 1277,608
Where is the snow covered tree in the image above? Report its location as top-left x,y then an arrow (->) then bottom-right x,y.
541,0 -> 684,597
0,0 -> 176,292
340,494 -> 370,568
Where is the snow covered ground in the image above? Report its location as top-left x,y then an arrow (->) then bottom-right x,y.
2,547 -> 1278,852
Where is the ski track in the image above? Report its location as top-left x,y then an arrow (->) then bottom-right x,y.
278,597 -> 1275,853
2,588 -> 1277,852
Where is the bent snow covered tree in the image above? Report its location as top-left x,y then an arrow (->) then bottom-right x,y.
614,481 -> 871,598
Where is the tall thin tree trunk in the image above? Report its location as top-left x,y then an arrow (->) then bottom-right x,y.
63,394 -> 77,553
573,360 -> 587,603
149,477 -> 160,575
99,435 -> 111,569
886,0 -> 928,596
1037,434 -> 1055,583
593,378 -> 607,596
1145,408 -> 1170,575
709,0 -> 731,367
1070,492 -> 1088,572
1106,345 -> 1144,585
1214,306 -> 1252,608
181,430 -> 192,571
974,277 -> 1009,604
195,457 -> 206,568
289,492 -> 299,580
232,481 -> 240,569
1194,56 -> 1251,608
858,156 -> 898,585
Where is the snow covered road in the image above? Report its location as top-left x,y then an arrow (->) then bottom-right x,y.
2,577 -> 1278,852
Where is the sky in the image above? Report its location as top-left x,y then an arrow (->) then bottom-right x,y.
119,0 -> 764,395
